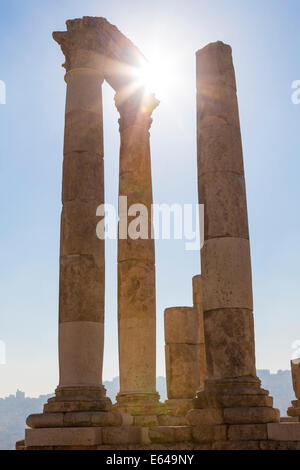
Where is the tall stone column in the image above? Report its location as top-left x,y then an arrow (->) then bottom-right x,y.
29,19 -> 111,418
114,89 -> 163,420
188,42 -> 279,431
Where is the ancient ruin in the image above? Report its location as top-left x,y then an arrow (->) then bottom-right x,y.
17,16 -> 300,450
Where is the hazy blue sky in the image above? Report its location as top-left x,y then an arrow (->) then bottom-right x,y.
0,0 -> 300,397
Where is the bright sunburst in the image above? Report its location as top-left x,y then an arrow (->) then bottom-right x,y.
133,54 -> 174,100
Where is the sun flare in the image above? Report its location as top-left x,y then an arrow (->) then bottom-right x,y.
133,55 -> 173,100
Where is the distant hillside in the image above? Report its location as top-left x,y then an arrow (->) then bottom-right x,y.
0,370 -> 295,450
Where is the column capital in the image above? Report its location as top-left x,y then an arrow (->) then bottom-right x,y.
115,89 -> 159,132
53,17 -> 110,73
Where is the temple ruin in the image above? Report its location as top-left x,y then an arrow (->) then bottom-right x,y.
17,16 -> 300,450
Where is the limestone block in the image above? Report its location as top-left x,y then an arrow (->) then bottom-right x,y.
26,413 -> 64,429
44,398 -> 111,413
197,122 -> 244,176
223,406 -> 280,424
64,110 -> 103,156
202,237 -> 253,312
196,42 -> 236,90
187,408 -> 224,425
133,415 -> 158,427
212,440 -> 260,450
58,321 -> 104,388
101,426 -> 147,445
228,424 -> 267,441
63,411 -> 123,427
267,422 -> 300,441
65,69 -> 103,114
194,387 -> 272,409
25,427 -> 103,447
164,307 -> 199,344
291,359 -> 300,399
62,152 -> 104,203
165,344 -> 200,399
158,415 -> 188,426
165,398 -> 195,417
59,254 -> 104,323
198,172 -> 249,240
60,201 -> 105,267
281,417 -> 299,423
192,425 -> 227,443
148,426 -> 192,444
204,308 -> 256,380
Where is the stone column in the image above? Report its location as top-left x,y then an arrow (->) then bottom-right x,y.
114,89 -> 163,420
164,306 -> 200,422
31,20 -> 111,417
188,42 -> 279,430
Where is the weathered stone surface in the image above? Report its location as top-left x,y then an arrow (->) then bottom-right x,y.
197,122 -> 244,176
165,344 -> 200,399
65,68 -> 104,114
165,398 -> 194,417
58,321 -> 104,388
198,172 -> 249,240
194,387 -> 272,409
192,425 -> 227,443
212,440 -> 260,450
187,408 -> 224,425
101,426 -> 148,445
204,309 -> 256,380
59,255 -> 104,323
158,415 -> 188,426
223,407 -> 280,425
60,201 -> 104,264
27,413 -> 64,429
291,359 -> 300,399
197,84 -> 240,130
133,415 -> 158,427
44,397 -> 111,413
27,411 -> 131,428
196,42 -> 236,90
62,152 -> 104,203
267,423 -> 300,441
228,424 -> 267,441
148,426 -> 192,443
25,427 -> 103,447
164,307 -> 199,344
64,110 -> 103,156
202,237 -> 253,312
281,417 -> 299,423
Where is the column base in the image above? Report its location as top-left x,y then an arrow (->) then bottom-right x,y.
188,376 -> 280,426
43,385 -> 112,413
114,392 -> 165,420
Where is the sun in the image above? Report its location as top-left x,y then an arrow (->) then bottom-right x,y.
134,56 -> 170,100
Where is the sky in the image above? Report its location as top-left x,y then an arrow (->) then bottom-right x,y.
0,0 -> 300,397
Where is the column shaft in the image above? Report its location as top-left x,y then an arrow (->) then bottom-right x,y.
115,91 -> 161,414
58,68 -> 106,394
189,42 -> 279,426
